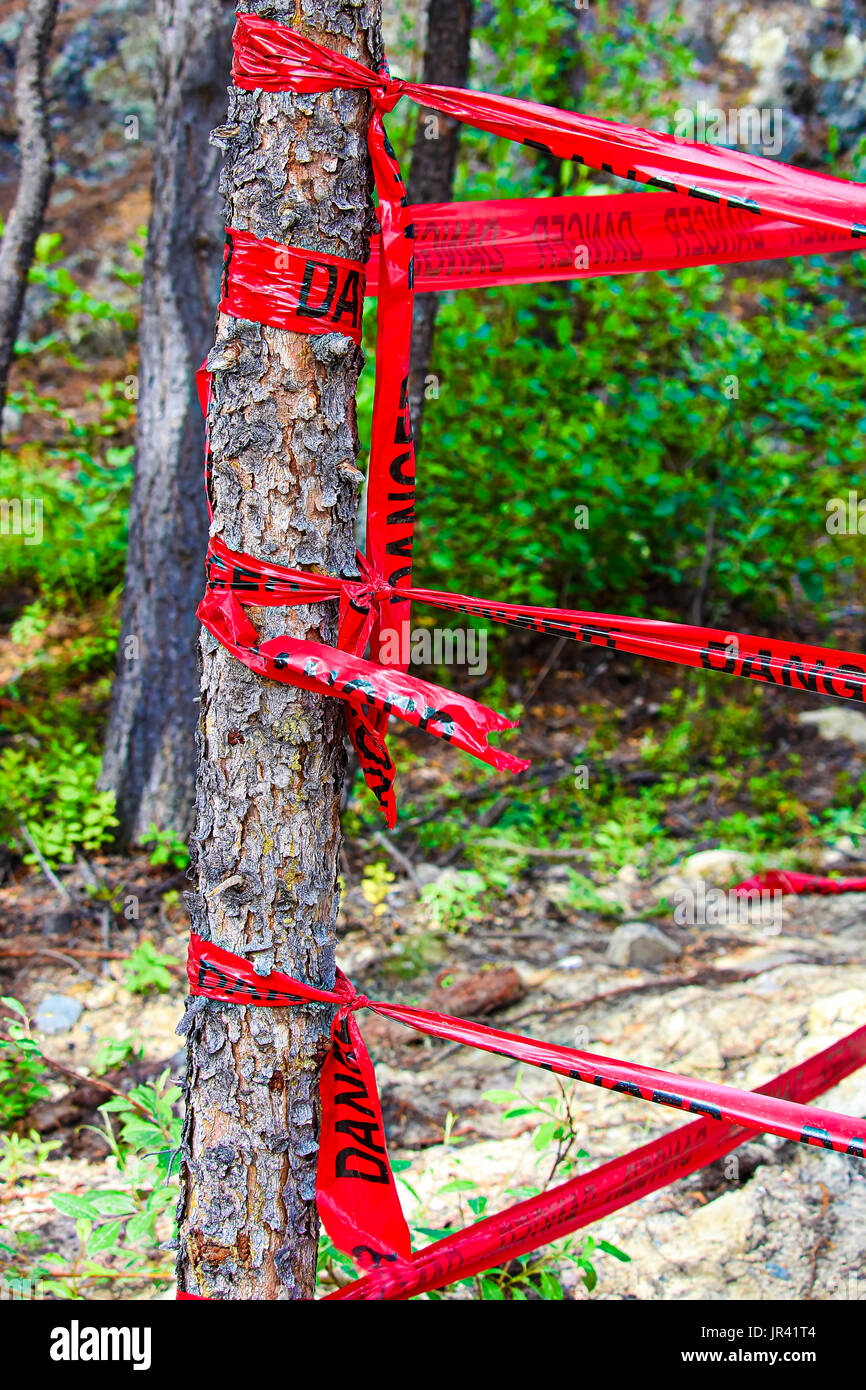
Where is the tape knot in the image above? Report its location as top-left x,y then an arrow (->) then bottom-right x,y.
371,76 -> 406,113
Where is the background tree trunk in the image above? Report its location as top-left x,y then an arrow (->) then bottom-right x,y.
176,0 -> 381,1300
406,0 -> 473,450
99,0 -> 237,846
0,0 -> 59,451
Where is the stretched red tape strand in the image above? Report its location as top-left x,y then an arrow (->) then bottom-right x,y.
232,13 -> 866,240
737,870 -> 866,895
202,536 -> 866,706
183,932 -> 865,1294
366,191 -> 859,293
327,1022 -> 866,1300
224,197 -> 858,305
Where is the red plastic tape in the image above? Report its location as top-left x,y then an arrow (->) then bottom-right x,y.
203,18 -> 866,825
179,13 -> 866,1304
232,14 -> 866,241
226,194 -> 858,304
220,229 -> 366,343
328,1022 -> 866,1300
366,191 -> 859,294
737,870 -> 866,895
187,931 -> 865,1285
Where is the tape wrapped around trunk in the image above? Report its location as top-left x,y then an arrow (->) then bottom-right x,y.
184,932 -> 866,1294
178,14 -> 866,1301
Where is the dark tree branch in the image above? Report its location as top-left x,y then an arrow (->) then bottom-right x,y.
406,0 -> 474,449
0,0 -> 59,449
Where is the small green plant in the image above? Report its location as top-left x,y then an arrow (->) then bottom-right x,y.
36,1073 -> 181,1297
0,742 -> 118,867
0,1130 -> 61,1185
0,998 -> 51,1127
92,1036 -> 141,1076
143,823 -> 189,871
360,861 -> 396,918
123,942 -> 176,996
420,869 -> 487,932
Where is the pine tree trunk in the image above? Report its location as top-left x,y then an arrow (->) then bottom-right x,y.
100,0 -> 236,845
406,0 -> 473,449
176,0 -> 381,1301
0,0 -> 59,450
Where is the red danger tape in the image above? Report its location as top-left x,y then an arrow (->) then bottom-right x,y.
367,191 -> 859,294
204,19 -> 866,824
327,1022 -> 866,1300
232,13 -> 866,241
224,195 -> 857,307
737,870 -> 866,895
219,230 -> 365,343
198,517 -> 866,826
181,12 -> 866,1304
184,933 -> 866,1292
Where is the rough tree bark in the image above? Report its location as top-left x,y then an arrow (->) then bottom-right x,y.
0,0 -> 59,450
99,0 -> 237,845
176,0 -> 381,1299
406,0 -> 473,449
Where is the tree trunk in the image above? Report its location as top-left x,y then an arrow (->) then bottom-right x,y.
0,0 -> 59,450
99,0 -> 236,846
406,0 -> 473,449
176,0 -> 381,1300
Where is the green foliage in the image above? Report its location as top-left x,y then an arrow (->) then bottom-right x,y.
11,1072 -> 181,1298
0,998 -> 50,1127
0,1129 -> 61,1184
92,1036 -> 142,1076
143,823 -> 189,870
123,942 -> 176,996
0,443 -> 134,602
420,868 -> 488,932
0,739 -> 118,866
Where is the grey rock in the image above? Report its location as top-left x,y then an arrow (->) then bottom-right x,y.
34,993 -> 83,1034
414,863 -> 443,886
555,954 -> 585,971
799,707 -> 866,747
606,922 -> 682,969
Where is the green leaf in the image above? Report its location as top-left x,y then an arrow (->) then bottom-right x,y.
52,1194 -> 101,1220
598,1239 -> 631,1263
89,1219 -> 124,1253
89,1191 -> 137,1217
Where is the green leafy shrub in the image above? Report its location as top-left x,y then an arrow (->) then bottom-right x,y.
0,999 -> 51,1128
0,741 -> 118,866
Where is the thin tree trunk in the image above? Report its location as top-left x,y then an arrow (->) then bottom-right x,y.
99,0 -> 236,845
406,0 -> 473,449
176,0 -> 381,1300
0,0 -> 59,450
